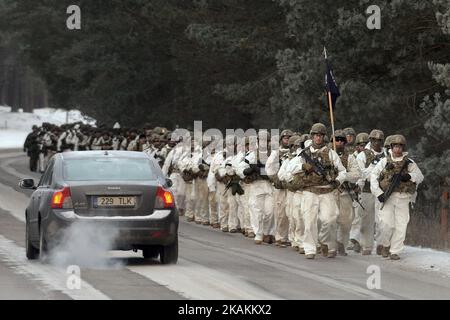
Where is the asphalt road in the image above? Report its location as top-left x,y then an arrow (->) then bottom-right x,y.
0,149 -> 449,300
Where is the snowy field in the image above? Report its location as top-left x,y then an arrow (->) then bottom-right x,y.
0,106 -> 95,149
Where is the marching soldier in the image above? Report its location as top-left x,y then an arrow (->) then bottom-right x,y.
370,134 -> 424,260
278,134 -> 302,251
348,132 -> 369,251
207,140 -> 223,228
343,127 -> 356,154
241,133 -> 275,245
236,137 -> 255,237
355,129 -> 386,255
266,129 -> 294,247
178,139 -> 199,222
333,130 -> 362,256
193,141 -> 211,225
162,134 -> 187,216
220,137 -> 244,233
215,137 -> 235,232
288,123 -> 347,259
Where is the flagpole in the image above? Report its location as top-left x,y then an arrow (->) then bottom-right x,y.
323,46 -> 337,152
327,91 -> 337,151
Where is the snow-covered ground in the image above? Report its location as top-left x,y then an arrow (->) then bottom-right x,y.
0,106 -> 96,149
396,246 -> 450,278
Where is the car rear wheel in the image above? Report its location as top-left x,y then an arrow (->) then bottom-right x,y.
160,236 -> 178,265
25,220 -> 39,260
142,246 -> 159,259
39,226 -> 49,262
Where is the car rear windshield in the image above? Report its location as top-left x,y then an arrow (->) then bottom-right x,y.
63,158 -> 157,181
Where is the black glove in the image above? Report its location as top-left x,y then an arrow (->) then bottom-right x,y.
243,167 -> 254,176
378,193 -> 385,203
400,173 -> 411,182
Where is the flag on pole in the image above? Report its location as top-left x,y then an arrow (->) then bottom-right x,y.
324,47 -> 340,109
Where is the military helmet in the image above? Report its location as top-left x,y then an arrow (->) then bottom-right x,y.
153,127 -> 163,135
333,129 -> 346,139
299,133 -> 311,143
355,132 -> 369,145
369,129 -> 384,140
384,135 -> 394,148
310,123 -> 327,135
280,129 -> 294,138
288,135 -> 301,146
390,134 -> 406,146
343,127 -> 356,137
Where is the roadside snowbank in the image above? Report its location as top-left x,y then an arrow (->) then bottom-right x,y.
0,106 -> 96,149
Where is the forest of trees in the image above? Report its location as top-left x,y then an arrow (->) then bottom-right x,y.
0,1 -> 449,203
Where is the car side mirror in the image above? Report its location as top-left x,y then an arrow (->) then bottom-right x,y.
19,178 -> 36,190
165,178 -> 173,188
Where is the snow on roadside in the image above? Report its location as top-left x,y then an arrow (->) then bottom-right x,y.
399,246 -> 450,277
0,106 -> 96,149
0,130 -> 29,150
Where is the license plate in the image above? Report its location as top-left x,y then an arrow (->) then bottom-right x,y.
94,196 -> 136,208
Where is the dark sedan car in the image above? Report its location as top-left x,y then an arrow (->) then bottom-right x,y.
20,150 -> 178,264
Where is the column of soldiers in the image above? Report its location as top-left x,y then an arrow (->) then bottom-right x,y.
23,122 -> 173,172
24,121 -> 424,260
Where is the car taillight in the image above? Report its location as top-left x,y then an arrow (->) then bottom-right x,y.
51,186 -> 73,209
155,186 -> 174,209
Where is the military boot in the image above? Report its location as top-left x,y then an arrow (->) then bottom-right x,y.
298,247 -> 305,254
390,254 -> 400,260
275,240 -> 287,248
255,239 -> 262,245
263,235 -> 273,244
247,231 -> 255,238
221,226 -> 229,232
352,239 -> 361,253
321,244 -> 329,257
212,223 -> 220,229
305,254 -> 315,260
327,251 -> 337,258
381,246 -> 390,258
376,245 -> 383,255
362,249 -> 372,255
337,242 -> 347,256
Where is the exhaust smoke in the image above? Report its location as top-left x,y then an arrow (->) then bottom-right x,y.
46,221 -> 124,269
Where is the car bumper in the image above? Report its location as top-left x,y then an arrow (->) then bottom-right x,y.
46,209 -> 178,248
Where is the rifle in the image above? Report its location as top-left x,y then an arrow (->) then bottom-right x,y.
223,179 -> 232,196
380,158 -> 411,210
299,150 -> 330,182
342,182 -> 365,210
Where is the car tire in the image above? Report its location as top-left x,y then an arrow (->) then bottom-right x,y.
142,246 -> 159,259
39,226 -> 49,262
160,236 -> 178,265
25,220 -> 39,260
